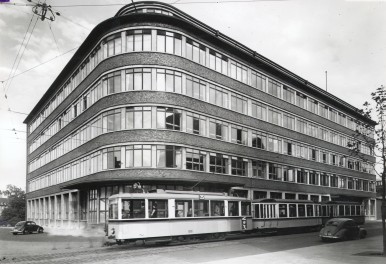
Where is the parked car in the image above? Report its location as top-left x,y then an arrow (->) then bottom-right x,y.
11,221 -> 44,235
319,218 -> 366,242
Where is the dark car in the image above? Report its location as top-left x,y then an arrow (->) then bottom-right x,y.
319,218 -> 366,242
11,221 -> 44,235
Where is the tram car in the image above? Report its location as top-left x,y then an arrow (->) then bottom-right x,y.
107,189 -> 252,244
251,198 -> 322,232
320,201 -> 365,225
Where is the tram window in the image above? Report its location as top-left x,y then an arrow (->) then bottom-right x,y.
194,200 -> 209,216
279,204 -> 287,217
289,204 -> 296,217
306,205 -> 314,217
345,205 -> 350,216
315,205 -> 321,216
298,204 -> 305,217
175,200 -> 192,217
241,202 -> 251,216
228,201 -> 239,216
210,201 -> 225,216
122,199 -> 145,219
148,199 -> 168,218
339,205 -> 345,216
254,204 -> 260,218
109,202 -> 118,219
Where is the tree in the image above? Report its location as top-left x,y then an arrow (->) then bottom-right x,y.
0,185 -> 26,226
348,85 -> 386,256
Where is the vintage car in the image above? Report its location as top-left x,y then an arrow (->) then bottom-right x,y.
11,221 -> 44,235
319,218 -> 366,241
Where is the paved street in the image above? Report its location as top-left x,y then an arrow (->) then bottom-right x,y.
0,221 -> 384,264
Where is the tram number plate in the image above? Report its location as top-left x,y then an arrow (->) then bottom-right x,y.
241,217 -> 247,230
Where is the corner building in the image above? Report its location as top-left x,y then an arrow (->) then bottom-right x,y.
24,1 -> 377,231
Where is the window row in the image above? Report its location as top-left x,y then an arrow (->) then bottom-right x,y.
28,144 -> 376,194
28,105 -> 374,175
29,27 -> 374,141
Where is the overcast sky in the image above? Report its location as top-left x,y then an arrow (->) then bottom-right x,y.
0,0 -> 385,192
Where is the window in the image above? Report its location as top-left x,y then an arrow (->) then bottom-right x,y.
125,145 -> 152,168
283,86 -> 295,104
268,109 -> 281,126
267,79 -> 281,98
268,163 -> 282,180
310,148 -> 318,161
231,126 -> 248,145
187,112 -> 206,136
309,171 -> 319,185
126,68 -> 152,91
289,204 -> 297,217
308,99 -> 318,114
251,101 -> 267,121
156,145 -> 182,168
194,200 -> 209,217
319,127 -> 329,141
330,154 -> 337,166
296,144 -> 308,159
308,123 -> 318,137
231,94 -> 247,114
157,107 -> 181,130
157,30 -> 182,55
127,29 -> 151,52
270,192 -> 282,199
319,103 -> 328,118
210,201 -> 225,216
296,92 -> 307,109
209,49 -> 228,74
231,157 -> 247,176
209,120 -> 228,141
148,199 -> 168,218
284,140 -> 294,156
209,85 -> 228,108
251,71 -> 266,91
339,176 -> 347,188
279,204 -> 287,218
126,107 -> 151,129
297,169 -> 307,183
338,113 -> 346,126
186,76 -> 206,100
209,154 -> 228,174
268,135 -> 281,153
297,119 -> 307,134
103,72 -> 121,94
252,131 -> 267,150
329,108 -> 337,122
103,109 -> 121,132
121,199 -> 145,219
186,149 -> 206,171
155,69 -> 182,93
186,37 -> 205,63
228,201 -> 239,216
104,33 -> 121,57
252,160 -> 266,178
347,177 -> 354,189
339,156 -> 346,167
103,147 -> 121,169
175,200 -> 192,217
283,166 -> 295,182
230,61 -> 248,83
330,174 -> 338,187
283,114 -> 295,130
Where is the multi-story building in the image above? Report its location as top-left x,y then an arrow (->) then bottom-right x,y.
24,1 -> 377,231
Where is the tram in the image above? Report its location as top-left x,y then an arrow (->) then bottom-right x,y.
320,201 -> 365,225
251,199 -> 322,232
106,189 -> 252,244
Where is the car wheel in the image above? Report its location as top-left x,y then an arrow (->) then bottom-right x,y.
37,227 -> 43,233
22,229 -> 27,235
341,233 -> 348,241
12,233 -> 17,236
321,237 -> 329,242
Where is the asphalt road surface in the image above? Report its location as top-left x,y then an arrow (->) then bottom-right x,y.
0,221 -> 384,264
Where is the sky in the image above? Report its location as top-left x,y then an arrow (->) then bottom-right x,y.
0,0 -> 385,192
